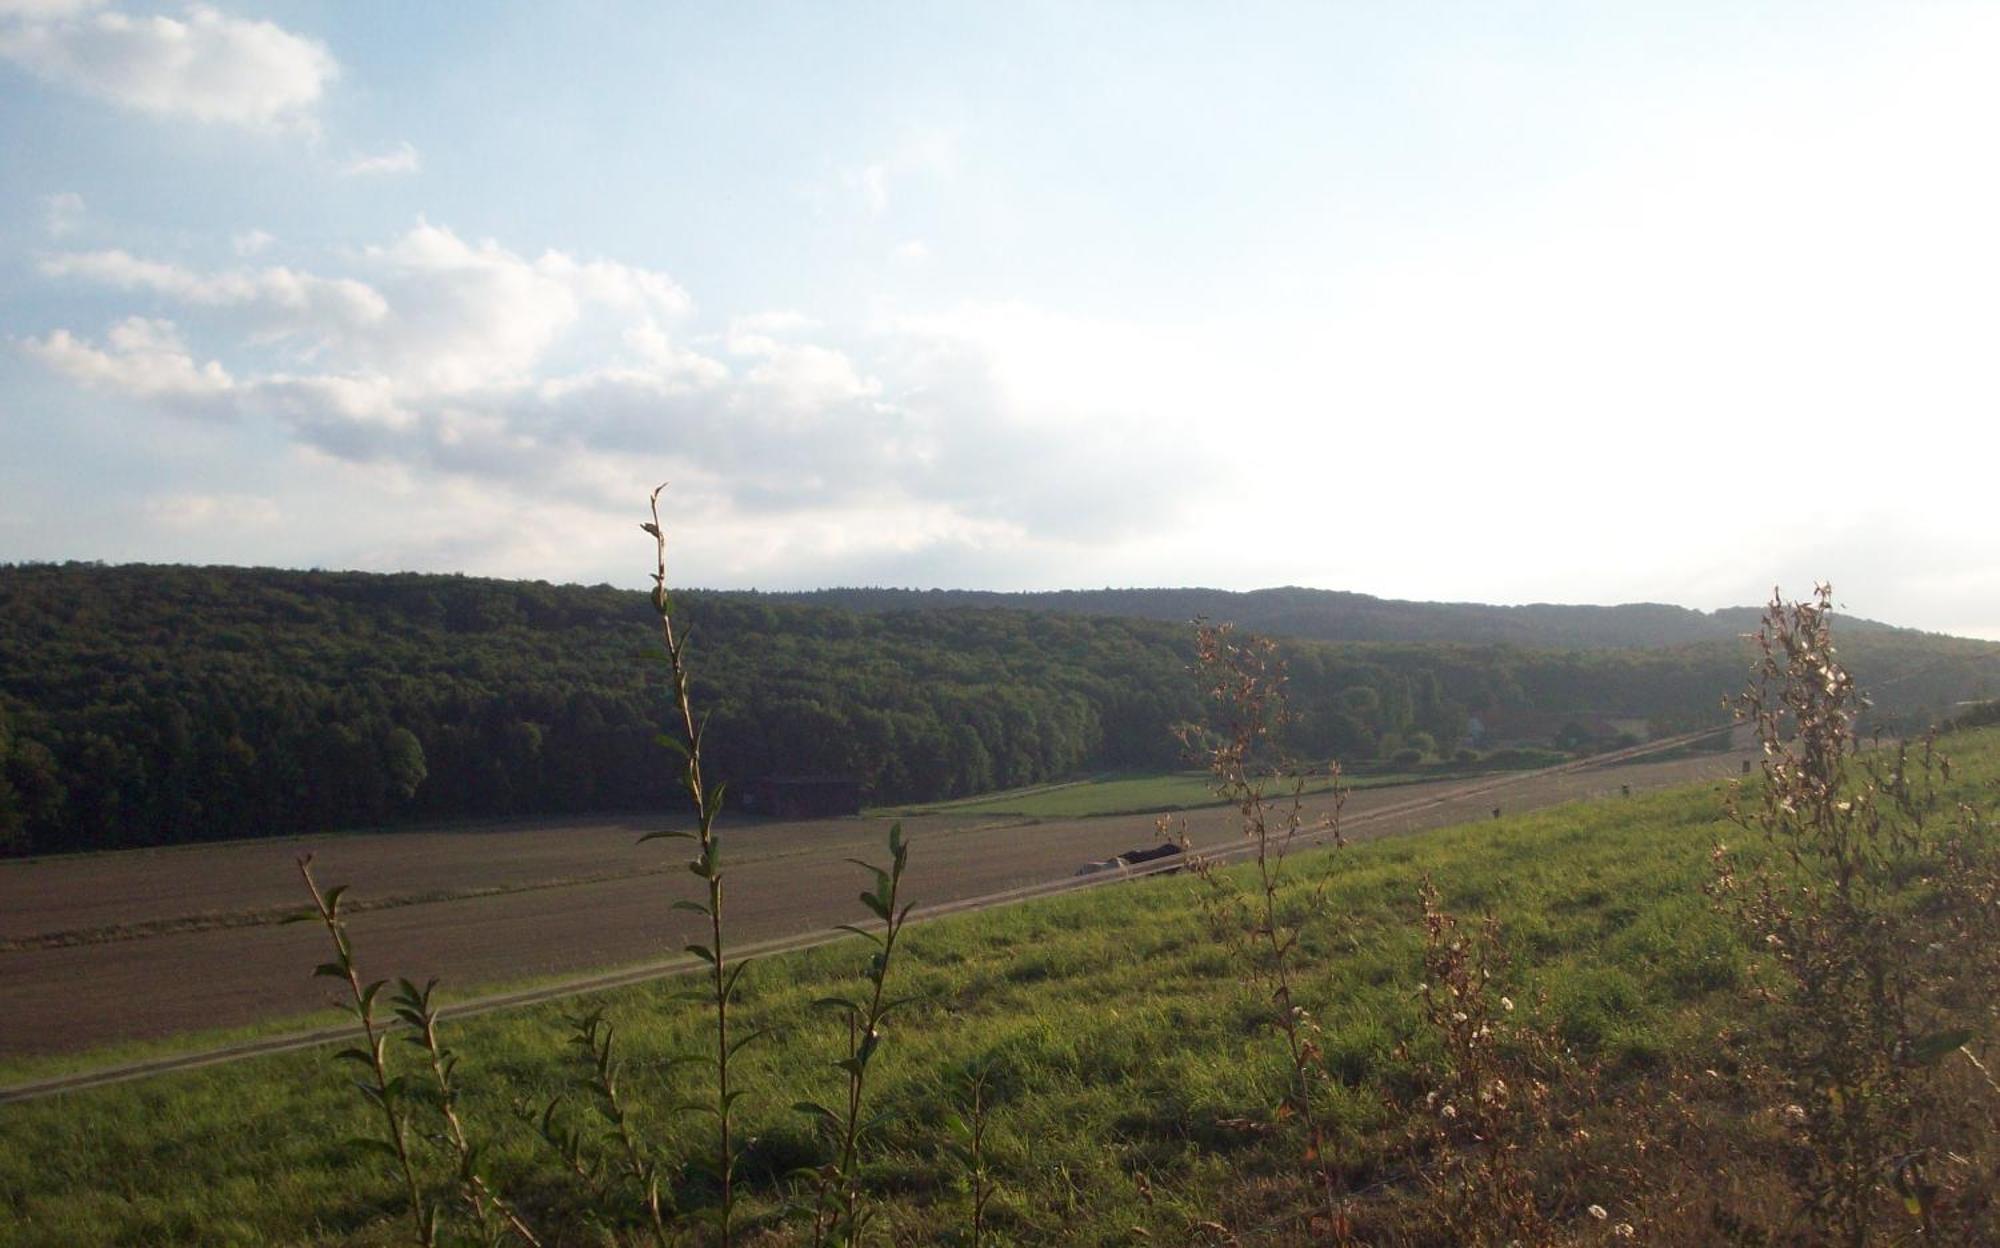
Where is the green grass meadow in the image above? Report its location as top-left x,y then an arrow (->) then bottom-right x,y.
4,730 -> 1996,1246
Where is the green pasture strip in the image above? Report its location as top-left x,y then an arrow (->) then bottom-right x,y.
3,729 -> 1994,1247
879,768 -> 1419,820
879,752 -> 1592,820
0,1008 -> 352,1090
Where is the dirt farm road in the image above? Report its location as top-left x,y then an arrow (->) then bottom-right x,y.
0,733 -> 1753,1103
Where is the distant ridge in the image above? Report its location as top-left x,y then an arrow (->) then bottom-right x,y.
752,586 -> 1907,651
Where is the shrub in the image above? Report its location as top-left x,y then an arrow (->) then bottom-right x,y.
1711,586 -> 1999,1244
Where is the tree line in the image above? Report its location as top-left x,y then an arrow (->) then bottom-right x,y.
2,563 -> 1988,855
767,585 -> 1887,650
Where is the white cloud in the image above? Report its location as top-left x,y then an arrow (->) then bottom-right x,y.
26,174 -> 1988,616
41,190 -> 84,236
893,239 -> 930,264
621,321 -> 730,382
356,222 -> 661,389
340,140 -> 420,177
22,221 -> 1184,552
231,228 -> 273,256
531,248 -> 693,321
0,1 -> 105,18
40,248 -> 389,335
37,226 -> 697,392
734,336 -> 878,412
21,316 -> 235,403
0,4 -> 337,129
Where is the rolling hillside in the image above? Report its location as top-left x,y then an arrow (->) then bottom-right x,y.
3,563 -> 1995,855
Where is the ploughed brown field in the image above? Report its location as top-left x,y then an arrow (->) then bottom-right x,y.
0,747 -> 1755,1059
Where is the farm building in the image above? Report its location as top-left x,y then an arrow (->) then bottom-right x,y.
738,775 -> 864,818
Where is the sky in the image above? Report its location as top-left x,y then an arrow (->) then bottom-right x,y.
2,2 -> 1996,637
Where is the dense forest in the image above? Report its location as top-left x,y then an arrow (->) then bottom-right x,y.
3,563 -> 1995,856
772,586 -> 1898,649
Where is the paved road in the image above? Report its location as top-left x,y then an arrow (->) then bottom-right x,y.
0,732 -> 1752,1103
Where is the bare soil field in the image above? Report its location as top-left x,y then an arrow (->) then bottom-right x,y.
0,745 -> 1754,1059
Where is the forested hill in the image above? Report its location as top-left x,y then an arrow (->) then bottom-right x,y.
768,586 -> 1900,650
2,563 -> 1994,856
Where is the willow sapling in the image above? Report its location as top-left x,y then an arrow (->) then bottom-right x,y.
390,976 -> 542,1246
638,482 -> 770,1245
568,1007 -> 673,1246
797,822 -> 916,1246
296,854 -> 439,1248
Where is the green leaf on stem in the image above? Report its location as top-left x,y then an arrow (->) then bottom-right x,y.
722,958 -> 754,1003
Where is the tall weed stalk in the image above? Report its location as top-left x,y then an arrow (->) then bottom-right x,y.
1405,876 -> 1598,1245
639,483 -> 765,1245
1178,622 -> 1348,1235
